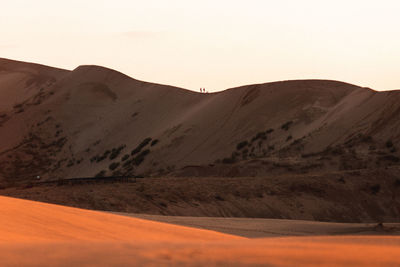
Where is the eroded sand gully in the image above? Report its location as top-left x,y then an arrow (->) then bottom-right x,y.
1,196 -> 400,266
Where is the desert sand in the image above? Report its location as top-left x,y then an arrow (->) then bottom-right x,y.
1,57 -> 400,182
1,173 -> 399,223
1,58 -> 400,265
1,195 -> 400,266
118,213 -> 400,238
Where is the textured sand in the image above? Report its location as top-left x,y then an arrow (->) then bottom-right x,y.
1,196 -> 400,266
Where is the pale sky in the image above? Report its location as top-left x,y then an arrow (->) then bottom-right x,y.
1,0 -> 399,92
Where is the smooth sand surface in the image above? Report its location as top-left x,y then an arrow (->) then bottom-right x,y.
1,196 -> 400,266
115,213 -> 400,238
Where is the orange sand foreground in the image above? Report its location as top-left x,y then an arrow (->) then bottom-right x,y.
1,196 -> 399,266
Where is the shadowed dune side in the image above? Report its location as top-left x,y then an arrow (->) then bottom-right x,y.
0,58 -> 69,111
0,196 -> 400,266
3,58 -> 399,181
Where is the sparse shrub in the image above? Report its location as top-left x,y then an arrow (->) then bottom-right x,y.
258,140 -> 263,148
214,194 -> 224,201
134,149 -> 150,165
286,135 -> 293,141
386,140 -> 394,148
123,158 -> 133,168
370,184 -> 381,195
131,138 -> 152,155
151,139 -> 159,146
109,145 -> 126,160
13,103 -> 23,109
109,162 -> 120,171
222,157 -> 235,164
361,135 -> 373,143
395,179 -> 400,187
236,141 -> 248,150
95,150 -> 111,162
380,155 -> 400,163
159,202 -> 168,208
95,170 -> 106,177
281,121 -> 293,131
121,154 -> 129,161
166,165 -> 175,172
266,128 -> 274,134
251,132 -> 267,142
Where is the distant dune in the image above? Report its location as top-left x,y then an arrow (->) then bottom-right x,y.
1,195 -> 400,266
1,58 -> 400,265
0,57 -> 400,222
0,57 -> 399,181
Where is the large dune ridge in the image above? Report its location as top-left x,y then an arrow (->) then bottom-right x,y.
1,195 -> 400,266
1,57 -> 400,223
1,57 -> 399,180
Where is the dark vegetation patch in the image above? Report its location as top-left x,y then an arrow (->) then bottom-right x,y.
134,149 -> 150,166
379,155 -> 400,163
151,139 -> 159,146
91,150 -> 110,163
131,137 -> 152,155
95,170 -> 106,178
386,140 -> 394,148
109,145 -> 126,160
251,132 -> 267,142
281,121 -> 293,131
236,141 -> 248,150
109,162 -> 120,171
370,184 -> 381,195
266,128 -> 274,134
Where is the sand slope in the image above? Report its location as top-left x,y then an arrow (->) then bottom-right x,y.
1,196 -> 400,266
0,195 -> 235,242
120,213 -> 400,238
1,58 -> 400,181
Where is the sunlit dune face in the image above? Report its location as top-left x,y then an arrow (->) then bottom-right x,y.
1,196 -> 400,266
0,196 -> 238,242
1,236 -> 400,266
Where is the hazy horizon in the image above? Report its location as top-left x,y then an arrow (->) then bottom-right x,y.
2,0 -> 399,92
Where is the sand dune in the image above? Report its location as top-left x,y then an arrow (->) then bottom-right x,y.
1,57 -> 400,223
1,196 -> 400,266
0,195 -> 235,242
1,57 -> 399,182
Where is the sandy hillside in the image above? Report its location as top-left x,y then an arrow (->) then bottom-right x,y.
1,195 -> 400,266
0,58 -> 399,182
